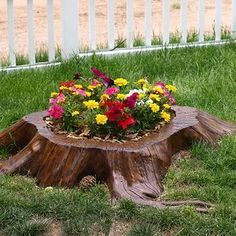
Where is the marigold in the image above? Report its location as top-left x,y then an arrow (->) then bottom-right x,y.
165,84 -> 177,92
87,85 -> 97,90
116,93 -> 127,100
161,111 -> 171,122
101,94 -> 110,100
51,92 -> 58,98
96,114 -> 108,125
114,78 -> 128,87
71,111 -> 80,116
163,104 -> 171,109
60,86 -> 72,91
137,78 -> 148,85
138,93 -> 145,100
153,86 -> 163,94
149,93 -> 161,101
149,103 -> 160,113
86,91 -> 92,97
83,100 -> 99,110
75,84 -> 83,89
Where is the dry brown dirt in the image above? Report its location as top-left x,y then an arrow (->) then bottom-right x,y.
0,0 -> 233,57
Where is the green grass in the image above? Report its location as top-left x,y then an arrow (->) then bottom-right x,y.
0,43 -> 236,235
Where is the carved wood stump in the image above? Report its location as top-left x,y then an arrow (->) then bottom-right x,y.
0,106 -> 235,212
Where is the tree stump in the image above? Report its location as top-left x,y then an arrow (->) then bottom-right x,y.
0,106 -> 235,212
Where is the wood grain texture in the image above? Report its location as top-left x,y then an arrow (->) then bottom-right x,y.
0,106 -> 235,211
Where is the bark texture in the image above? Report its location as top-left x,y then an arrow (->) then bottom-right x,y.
0,106 -> 235,211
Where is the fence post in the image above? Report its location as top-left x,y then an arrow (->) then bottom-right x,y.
108,0 -> 115,49
7,0 -> 16,66
61,0 -> 78,59
232,0 -> 236,37
89,0 -> 96,50
162,0 -> 170,45
27,0 -> 36,64
215,0 -> 222,41
199,0 -> 205,42
127,0 -> 133,48
47,0 -> 55,62
145,0 -> 152,46
180,0 -> 188,44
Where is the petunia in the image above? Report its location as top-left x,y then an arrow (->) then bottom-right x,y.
91,68 -> 114,87
48,104 -> 64,119
117,114 -> 136,129
105,87 -> 119,96
60,80 -> 75,88
124,92 -> 139,109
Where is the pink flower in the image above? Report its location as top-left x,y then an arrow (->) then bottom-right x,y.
91,67 -> 114,87
105,87 -> 119,95
91,79 -> 100,86
48,104 -> 64,119
155,81 -> 165,88
57,93 -> 66,103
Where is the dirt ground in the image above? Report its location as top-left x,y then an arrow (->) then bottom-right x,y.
0,0 -> 233,57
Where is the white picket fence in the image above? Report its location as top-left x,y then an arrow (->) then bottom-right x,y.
2,0 -> 236,70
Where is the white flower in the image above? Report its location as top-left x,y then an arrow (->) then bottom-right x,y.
146,99 -> 153,105
127,89 -> 144,97
45,186 -> 53,191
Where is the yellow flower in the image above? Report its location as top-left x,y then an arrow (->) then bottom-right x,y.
51,92 -> 58,98
149,93 -> 161,101
153,86 -> 163,94
137,78 -> 148,85
100,94 -> 110,100
116,93 -> 127,100
75,84 -> 83,89
165,84 -> 177,92
83,100 -> 99,110
138,93 -> 145,100
87,85 -> 97,90
96,114 -> 108,125
163,104 -> 171,109
149,103 -> 160,113
71,111 -> 80,116
86,91 -> 92,97
60,86 -> 72,91
114,78 -> 128,87
161,111 -> 171,122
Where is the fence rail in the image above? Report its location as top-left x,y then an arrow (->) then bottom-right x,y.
1,0 -> 236,70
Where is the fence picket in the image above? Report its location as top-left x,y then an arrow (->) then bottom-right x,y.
215,0 -> 222,41
232,0 -> 236,37
162,0 -> 170,45
27,0 -> 36,64
180,0 -> 188,44
47,0 -> 55,62
61,0 -> 78,59
108,0 -> 115,49
199,0 -> 205,42
127,0 -> 133,48
145,0 -> 152,46
89,0 -> 96,50
7,0 -> 16,66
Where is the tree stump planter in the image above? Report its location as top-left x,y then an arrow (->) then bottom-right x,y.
0,106 -> 235,212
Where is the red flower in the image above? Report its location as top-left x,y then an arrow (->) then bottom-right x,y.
105,101 -> 124,122
60,80 -> 75,87
91,68 -> 114,87
124,92 -> 139,109
117,114 -> 136,129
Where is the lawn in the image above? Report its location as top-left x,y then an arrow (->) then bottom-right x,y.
0,43 -> 236,236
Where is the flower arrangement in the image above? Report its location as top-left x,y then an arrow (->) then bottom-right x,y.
47,68 -> 177,140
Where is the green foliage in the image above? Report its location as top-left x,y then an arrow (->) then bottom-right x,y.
0,43 -> 236,235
